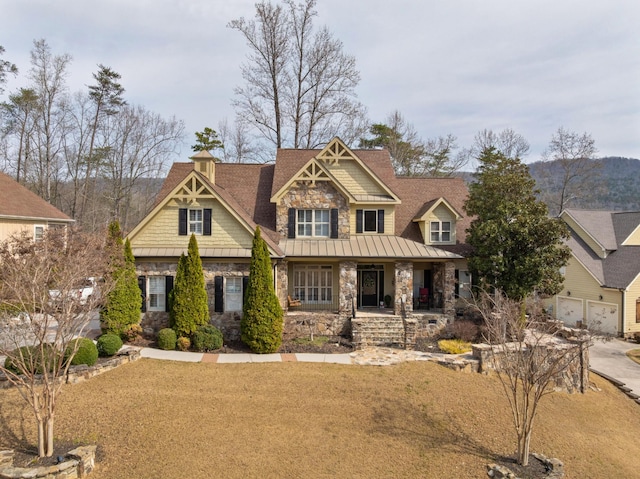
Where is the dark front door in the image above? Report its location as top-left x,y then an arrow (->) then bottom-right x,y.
360,270 -> 378,307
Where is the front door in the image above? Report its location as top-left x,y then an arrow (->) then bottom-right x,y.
360,270 -> 378,307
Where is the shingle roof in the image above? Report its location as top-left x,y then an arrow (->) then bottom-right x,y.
0,172 -> 73,222
563,209 -> 640,289
146,145 -> 471,259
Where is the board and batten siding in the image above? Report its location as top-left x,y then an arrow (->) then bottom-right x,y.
349,205 -> 394,234
131,199 -> 254,249
327,161 -> 387,197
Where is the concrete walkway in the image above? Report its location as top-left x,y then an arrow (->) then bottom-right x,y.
139,347 -> 354,364
589,338 -> 640,399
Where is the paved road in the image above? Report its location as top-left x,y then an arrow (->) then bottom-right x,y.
589,338 -> 640,398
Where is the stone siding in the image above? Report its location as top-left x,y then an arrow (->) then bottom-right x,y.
339,261 -> 357,318
0,446 -> 96,479
394,262 -> 413,315
284,311 -> 349,338
275,182 -> 349,238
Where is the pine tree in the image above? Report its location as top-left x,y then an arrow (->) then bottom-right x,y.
170,234 -> 209,337
463,147 -> 571,301
241,226 -> 283,353
100,222 -> 142,336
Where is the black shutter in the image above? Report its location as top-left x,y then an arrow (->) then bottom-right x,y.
378,271 -> 384,304
214,276 -> 224,313
377,209 -> 385,233
287,208 -> 296,238
138,275 -> 147,312
203,208 -> 212,236
356,209 -> 363,234
330,208 -> 339,238
178,208 -> 187,236
165,276 -> 174,312
455,269 -> 459,297
242,276 -> 249,306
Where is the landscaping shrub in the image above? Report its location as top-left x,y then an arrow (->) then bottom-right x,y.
97,333 -> 123,357
192,324 -> 223,352
157,328 -> 177,351
438,339 -> 472,354
169,234 -> 209,337
241,226 -> 283,353
4,345 -> 60,374
176,336 -> 191,351
122,323 -> 143,342
451,320 -> 481,343
65,338 -> 98,366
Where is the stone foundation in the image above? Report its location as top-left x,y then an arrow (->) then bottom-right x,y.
284,311 -> 350,339
0,446 -> 96,479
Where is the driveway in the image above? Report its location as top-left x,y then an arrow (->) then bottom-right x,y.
589,338 -> 640,398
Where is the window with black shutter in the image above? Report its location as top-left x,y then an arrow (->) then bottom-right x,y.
165,276 -> 174,312
178,208 -> 187,235
203,208 -> 212,236
330,208 -> 339,238
287,208 -> 296,238
214,276 -> 224,313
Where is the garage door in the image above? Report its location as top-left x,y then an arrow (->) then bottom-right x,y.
587,301 -> 618,335
557,296 -> 583,327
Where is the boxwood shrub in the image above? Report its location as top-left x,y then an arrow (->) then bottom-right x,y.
65,337 -> 98,366
97,333 -> 123,357
192,324 -> 223,352
157,328 -> 177,351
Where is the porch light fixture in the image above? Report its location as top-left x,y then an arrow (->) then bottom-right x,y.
567,291 -> 571,296
599,295 -> 603,300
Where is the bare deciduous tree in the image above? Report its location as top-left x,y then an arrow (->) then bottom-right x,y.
469,128 -> 531,161
534,127 -> 600,215
0,228 -> 112,458
229,0 -> 367,150
476,291 -> 591,466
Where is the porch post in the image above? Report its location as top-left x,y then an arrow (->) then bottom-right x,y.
394,261 -> 414,316
339,261 -> 357,318
443,261 -> 456,317
276,259 -> 288,310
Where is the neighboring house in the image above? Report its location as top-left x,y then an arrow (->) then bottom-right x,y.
546,208 -> 640,337
127,138 -> 472,340
0,172 -> 74,243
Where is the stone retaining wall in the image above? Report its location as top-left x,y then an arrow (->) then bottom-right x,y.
0,446 -> 96,479
0,349 -> 140,390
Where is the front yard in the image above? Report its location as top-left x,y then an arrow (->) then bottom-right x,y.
1,359 -> 639,478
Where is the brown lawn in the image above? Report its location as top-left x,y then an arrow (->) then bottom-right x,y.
1,359 -> 640,478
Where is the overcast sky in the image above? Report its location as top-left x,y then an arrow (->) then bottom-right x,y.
2,0 -> 639,165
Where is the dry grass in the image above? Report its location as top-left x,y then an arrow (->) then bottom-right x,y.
1,359 -> 640,478
626,348 -> 640,365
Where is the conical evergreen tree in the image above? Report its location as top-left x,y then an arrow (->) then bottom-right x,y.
100,222 -> 142,336
241,226 -> 283,353
170,234 -> 209,337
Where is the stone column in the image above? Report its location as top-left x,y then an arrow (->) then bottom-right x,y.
275,259 -> 288,310
443,261 -> 456,317
394,261 -> 413,316
339,261 -> 357,318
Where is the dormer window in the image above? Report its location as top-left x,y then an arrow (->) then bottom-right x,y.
430,221 -> 451,242
355,209 -> 385,234
298,209 -> 330,237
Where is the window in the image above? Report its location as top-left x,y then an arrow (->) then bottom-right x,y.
430,221 -> 451,242
457,270 -> 472,299
293,265 -> 332,303
148,276 -> 166,311
189,209 -> 203,234
356,209 -> 384,234
34,225 -> 45,242
225,277 -> 243,312
297,209 -> 330,237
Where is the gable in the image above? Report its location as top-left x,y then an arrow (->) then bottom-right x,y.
560,210 -> 610,259
622,225 -> 640,246
271,137 -> 399,205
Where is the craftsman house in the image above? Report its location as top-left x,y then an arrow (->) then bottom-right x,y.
127,138 -> 472,344
0,172 -> 74,243
545,208 -> 640,337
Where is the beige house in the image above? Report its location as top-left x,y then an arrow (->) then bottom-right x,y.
0,172 -> 74,243
546,208 -> 640,337
128,138 -> 472,342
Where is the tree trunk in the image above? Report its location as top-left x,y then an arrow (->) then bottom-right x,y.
37,419 -> 45,458
518,429 -> 531,466
46,416 -> 54,457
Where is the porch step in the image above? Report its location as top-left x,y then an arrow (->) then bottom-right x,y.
351,316 -> 407,349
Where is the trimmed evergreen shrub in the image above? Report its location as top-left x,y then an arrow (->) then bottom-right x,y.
65,338 -> 98,366
192,324 -> 223,352
4,345 -> 60,374
100,222 -> 142,336
241,226 -> 283,353
97,333 -> 123,357
157,328 -> 177,351
169,234 -> 209,337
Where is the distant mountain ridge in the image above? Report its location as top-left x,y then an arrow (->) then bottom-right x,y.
457,157 -> 640,212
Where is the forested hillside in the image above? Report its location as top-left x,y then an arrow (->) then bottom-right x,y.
528,157 -> 640,212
